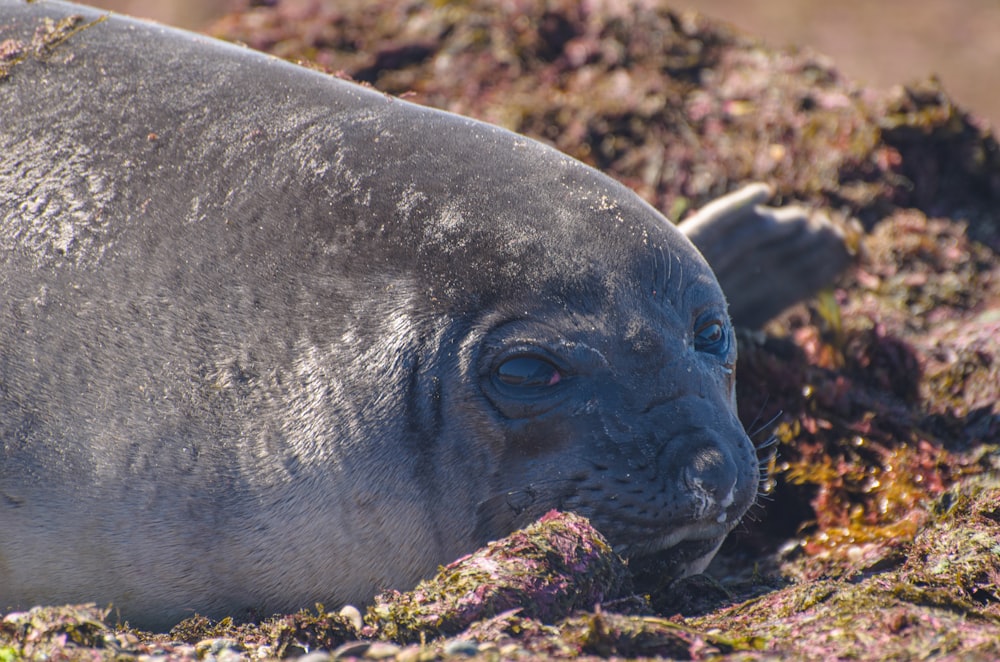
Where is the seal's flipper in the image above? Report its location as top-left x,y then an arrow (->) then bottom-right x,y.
680,184 -> 854,329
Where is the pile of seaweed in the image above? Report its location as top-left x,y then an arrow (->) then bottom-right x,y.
3,0 -> 998,659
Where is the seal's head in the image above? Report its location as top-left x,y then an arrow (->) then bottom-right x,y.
470,260 -> 754,577
479,221 -> 751,578
372,115 -> 760,579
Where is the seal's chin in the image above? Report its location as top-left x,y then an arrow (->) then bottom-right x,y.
615,520 -> 730,559
619,521 -> 730,587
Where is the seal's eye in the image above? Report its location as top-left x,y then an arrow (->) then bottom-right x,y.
495,356 -> 562,389
694,318 -> 730,356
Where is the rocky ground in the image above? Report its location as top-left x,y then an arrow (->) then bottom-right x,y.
3,0 -> 998,659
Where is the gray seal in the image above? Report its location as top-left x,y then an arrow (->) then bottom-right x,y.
0,1 -> 846,629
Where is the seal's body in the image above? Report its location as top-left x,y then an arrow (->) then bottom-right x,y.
0,1 -> 765,629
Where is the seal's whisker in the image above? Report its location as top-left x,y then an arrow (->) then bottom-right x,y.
748,405 -> 780,505
749,410 -> 782,442
744,395 -> 771,433
755,432 -> 780,451
757,446 -> 778,469
754,490 -> 776,503
755,431 -> 778,461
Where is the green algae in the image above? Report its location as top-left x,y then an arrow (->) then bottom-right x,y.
691,480 -> 1000,659
0,604 -> 115,659
0,13 -> 107,81
365,511 -> 631,644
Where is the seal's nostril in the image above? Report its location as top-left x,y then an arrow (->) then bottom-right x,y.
682,444 -> 738,506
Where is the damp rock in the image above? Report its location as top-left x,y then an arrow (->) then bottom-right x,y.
365,511 -> 631,643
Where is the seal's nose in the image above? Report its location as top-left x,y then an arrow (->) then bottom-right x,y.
680,443 -> 738,512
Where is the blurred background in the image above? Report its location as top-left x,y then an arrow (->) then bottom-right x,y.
89,0 -> 1000,127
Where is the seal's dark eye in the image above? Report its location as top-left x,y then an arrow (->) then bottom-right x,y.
694,318 -> 730,356
495,356 -> 562,389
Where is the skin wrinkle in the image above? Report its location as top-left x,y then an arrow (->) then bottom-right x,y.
404,316 -> 471,555
651,243 -> 667,304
